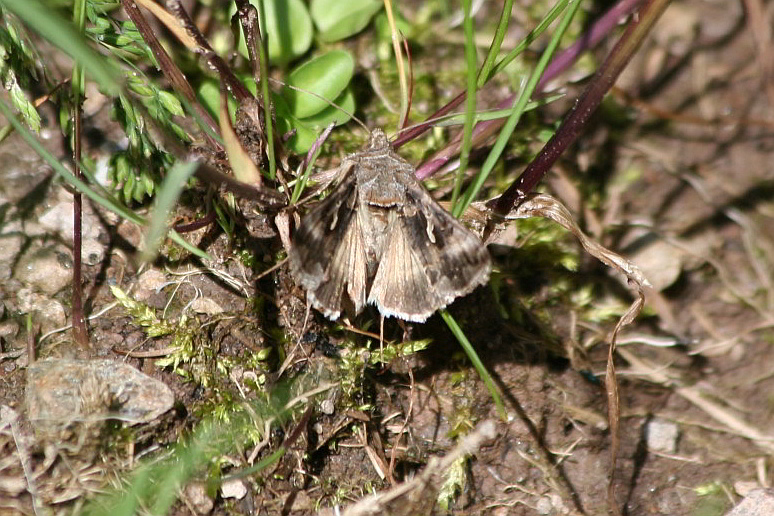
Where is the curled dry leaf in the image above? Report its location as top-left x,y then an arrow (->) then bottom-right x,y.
479,193 -> 650,290
475,192 -> 649,516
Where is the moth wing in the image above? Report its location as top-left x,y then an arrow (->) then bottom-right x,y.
367,211 -> 441,322
368,187 -> 491,322
289,169 -> 368,320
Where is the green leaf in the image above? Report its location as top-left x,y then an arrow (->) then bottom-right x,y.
197,79 -> 236,120
310,0 -> 382,42
298,86 -> 355,128
8,77 -> 41,133
282,50 -> 354,119
373,9 -> 414,42
232,0 -> 313,66
275,87 -> 355,153
158,90 -> 183,116
273,95 -> 316,153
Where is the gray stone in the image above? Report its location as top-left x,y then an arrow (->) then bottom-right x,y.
26,358 -> 175,427
190,297 -> 224,315
320,399 -> 335,415
184,482 -> 214,514
136,269 -> 167,301
725,489 -> 774,516
16,288 -> 67,330
645,418 -> 679,453
0,150 -> 50,204
38,200 -> 106,265
14,244 -> 72,295
536,496 -> 553,515
0,219 -> 25,266
220,478 -> 247,500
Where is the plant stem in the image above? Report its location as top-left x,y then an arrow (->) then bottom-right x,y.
71,0 -> 88,349
491,0 -> 672,216
406,0 -> 642,179
249,0 -> 277,180
383,0 -> 409,129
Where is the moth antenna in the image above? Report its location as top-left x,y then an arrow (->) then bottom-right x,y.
392,116 -> 446,142
268,78 -> 369,133
392,106 -> 497,144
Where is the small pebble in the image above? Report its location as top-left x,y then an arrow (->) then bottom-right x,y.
184,482 -> 214,514
220,478 -> 247,500
645,418 -> 679,453
14,244 -> 72,295
191,297 -> 224,315
320,399 -> 335,415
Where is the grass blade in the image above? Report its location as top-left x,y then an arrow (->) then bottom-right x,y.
440,309 -> 506,420
450,0 -> 478,212
140,161 -> 200,263
476,0 -> 513,87
453,0 -> 583,218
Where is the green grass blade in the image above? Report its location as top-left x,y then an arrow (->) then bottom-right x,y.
430,95 -> 564,126
253,0 -> 277,180
72,0 -> 86,96
440,309 -> 506,420
450,0 -> 478,212
221,447 -> 286,480
487,0 -> 571,81
453,0 -> 582,218
476,0 -> 513,87
290,133 -> 326,205
140,161 -> 200,263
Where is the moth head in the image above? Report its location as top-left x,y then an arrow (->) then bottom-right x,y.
366,129 -> 390,150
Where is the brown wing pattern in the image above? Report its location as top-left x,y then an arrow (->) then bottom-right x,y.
367,213 -> 440,322
291,131 -> 491,322
289,171 -> 368,319
368,185 -> 491,322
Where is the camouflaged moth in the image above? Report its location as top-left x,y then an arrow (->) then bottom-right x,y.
289,129 -> 491,322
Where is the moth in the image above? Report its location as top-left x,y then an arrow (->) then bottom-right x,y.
289,129 -> 491,322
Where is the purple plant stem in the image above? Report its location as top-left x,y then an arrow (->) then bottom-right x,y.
412,0 -> 643,179
173,211 -> 216,233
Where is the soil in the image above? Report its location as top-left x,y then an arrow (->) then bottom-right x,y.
1,1 -> 774,515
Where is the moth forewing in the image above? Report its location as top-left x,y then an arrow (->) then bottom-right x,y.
289,172 -> 368,319
408,191 -> 492,296
289,129 -> 491,322
306,214 -> 368,320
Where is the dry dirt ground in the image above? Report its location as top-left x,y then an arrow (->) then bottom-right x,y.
2,0 -> 774,515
